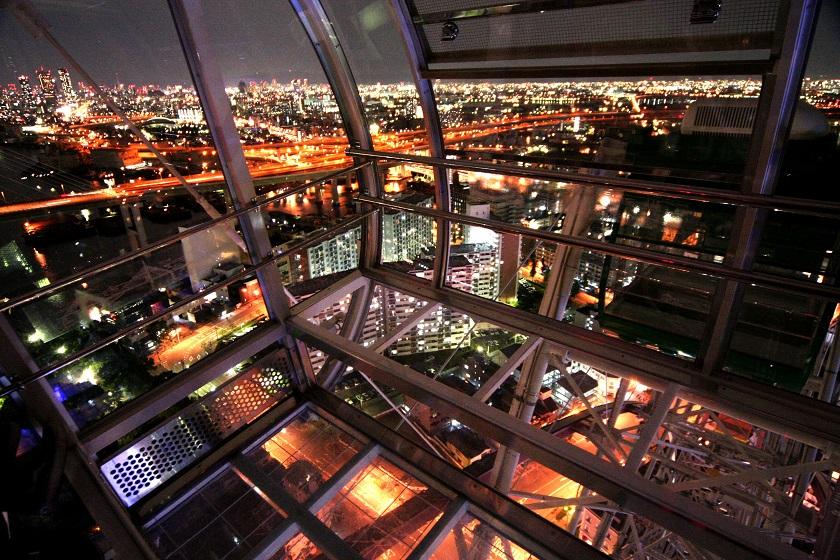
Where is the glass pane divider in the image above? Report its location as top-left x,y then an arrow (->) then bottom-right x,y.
232,454 -> 366,560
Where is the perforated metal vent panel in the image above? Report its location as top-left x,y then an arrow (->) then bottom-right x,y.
413,0 -> 780,62
100,363 -> 290,506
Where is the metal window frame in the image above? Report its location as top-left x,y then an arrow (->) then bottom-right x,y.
347,147 -> 840,220
360,266 -> 840,450
355,191 -> 840,302
0,0 -> 833,558
390,0 -> 452,289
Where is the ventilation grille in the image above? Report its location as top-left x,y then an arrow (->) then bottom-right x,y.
411,0 -> 779,62
692,104 -> 756,132
100,362 -> 290,506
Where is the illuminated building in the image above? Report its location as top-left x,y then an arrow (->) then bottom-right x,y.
35,66 -> 56,109
380,192 -> 435,263
57,67 -> 75,101
306,226 -> 361,278
16,73 -> 33,108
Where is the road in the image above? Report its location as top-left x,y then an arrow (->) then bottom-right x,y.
151,298 -> 267,372
0,110 -> 682,217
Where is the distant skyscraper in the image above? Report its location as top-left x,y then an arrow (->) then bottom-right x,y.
36,67 -> 56,112
17,74 -> 33,107
36,67 -> 55,97
57,67 -> 75,100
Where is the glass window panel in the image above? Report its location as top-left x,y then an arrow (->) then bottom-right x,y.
322,0 -> 428,154
785,0 -> 839,202
359,284 -> 433,349
435,78 -> 764,181
145,467 -> 285,560
200,0 -> 349,177
5,213 -> 252,370
244,409 -> 365,503
428,513 -> 540,560
716,0 -> 840,406
446,224 -> 559,314
47,282 -> 270,428
260,173 -> 360,256
753,213 -> 838,283
571,252 -> 718,361
317,456 -> 448,559
269,532 -> 320,560
0,1 -> 230,298
724,294 -> 836,396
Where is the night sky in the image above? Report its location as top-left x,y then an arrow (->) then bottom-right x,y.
0,0 -> 837,87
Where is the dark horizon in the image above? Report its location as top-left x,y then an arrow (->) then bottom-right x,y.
1,0 -> 838,88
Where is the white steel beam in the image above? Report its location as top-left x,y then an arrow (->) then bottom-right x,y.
669,460 -> 838,493
371,300 -> 440,353
474,336 -> 542,402
290,270 -> 368,320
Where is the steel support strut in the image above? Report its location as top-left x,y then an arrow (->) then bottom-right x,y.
290,0 -> 383,389
696,0 -> 822,375
290,315 -> 812,560
167,0 -> 298,377
389,0 -> 451,288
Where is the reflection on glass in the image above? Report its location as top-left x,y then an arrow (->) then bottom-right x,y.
725,293 -> 836,394
322,0 -> 427,154
269,532 -> 320,560
244,409 -> 364,503
429,513 -> 539,560
145,467 -> 285,559
568,255 -> 717,361
262,176 -> 359,255
317,456 -> 448,559
754,213 -> 839,282
6,216 -> 250,370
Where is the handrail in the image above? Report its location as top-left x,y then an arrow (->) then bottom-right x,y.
0,210 -> 374,398
0,162 -> 370,314
347,148 -> 840,219
356,193 -> 840,301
